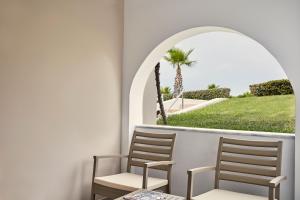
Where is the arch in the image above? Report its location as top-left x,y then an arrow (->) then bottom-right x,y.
128,26 -> 289,143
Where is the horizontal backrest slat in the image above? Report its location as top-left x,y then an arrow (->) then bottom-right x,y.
219,173 -> 270,186
222,146 -> 278,157
132,145 -> 171,154
220,163 -> 277,177
135,132 -> 176,139
131,152 -> 170,161
134,138 -> 173,146
221,155 -> 277,167
222,138 -> 279,147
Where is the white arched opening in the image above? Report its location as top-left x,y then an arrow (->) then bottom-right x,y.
128,26 -> 291,143
126,26 -> 296,200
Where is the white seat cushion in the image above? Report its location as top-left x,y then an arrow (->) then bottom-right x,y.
193,189 -> 271,200
94,173 -> 168,191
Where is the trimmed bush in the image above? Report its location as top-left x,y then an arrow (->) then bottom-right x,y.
237,91 -> 253,98
250,79 -> 294,96
163,93 -> 173,101
183,88 -> 230,100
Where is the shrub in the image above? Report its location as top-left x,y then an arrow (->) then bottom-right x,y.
207,83 -> 220,90
237,91 -> 253,98
183,88 -> 231,100
163,93 -> 173,101
249,79 -> 294,96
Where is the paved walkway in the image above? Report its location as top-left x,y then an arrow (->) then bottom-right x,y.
157,98 -> 228,116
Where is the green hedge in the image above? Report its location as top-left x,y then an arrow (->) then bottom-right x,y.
249,79 -> 294,96
237,91 -> 253,98
183,88 -> 231,100
163,93 -> 173,101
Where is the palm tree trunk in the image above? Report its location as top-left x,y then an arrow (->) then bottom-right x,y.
173,65 -> 183,97
155,62 -> 167,125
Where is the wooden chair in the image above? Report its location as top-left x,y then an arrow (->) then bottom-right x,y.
91,131 -> 176,199
187,137 -> 286,200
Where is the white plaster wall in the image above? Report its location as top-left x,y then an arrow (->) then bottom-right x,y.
0,1 -> 123,200
143,71 -> 157,124
123,0 -> 300,198
136,126 -> 295,200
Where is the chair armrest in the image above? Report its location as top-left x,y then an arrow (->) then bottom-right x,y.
142,160 -> 175,189
187,166 -> 215,175
93,154 -> 128,160
269,176 -> 287,188
187,166 -> 215,200
144,160 -> 175,168
268,176 -> 287,200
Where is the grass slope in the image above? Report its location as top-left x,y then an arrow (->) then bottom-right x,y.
157,95 -> 295,133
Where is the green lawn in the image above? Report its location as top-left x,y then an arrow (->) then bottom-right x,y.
157,95 -> 295,133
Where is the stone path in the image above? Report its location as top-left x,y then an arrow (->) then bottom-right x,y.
157,98 -> 228,116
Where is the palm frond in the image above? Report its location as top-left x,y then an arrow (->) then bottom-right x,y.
163,55 -> 172,62
164,47 -> 196,68
185,49 -> 194,57
184,60 -> 196,66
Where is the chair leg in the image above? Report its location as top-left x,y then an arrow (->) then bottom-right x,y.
167,170 -> 171,194
276,185 -> 280,200
166,184 -> 171,194
91,183 -> 96,200
91,192 -> 96,200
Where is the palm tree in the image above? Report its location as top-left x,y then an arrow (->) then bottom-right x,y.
164,48 -> 195,97
154,63 -> 167,125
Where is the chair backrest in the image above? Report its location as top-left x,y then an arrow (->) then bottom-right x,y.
127,131 -> 176,172
215,137 -> 282,189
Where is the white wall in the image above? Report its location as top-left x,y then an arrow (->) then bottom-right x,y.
143,71 -> 156,124
123,0 -> 300,199
136,126 -> 295,200
0,1 -> 123,200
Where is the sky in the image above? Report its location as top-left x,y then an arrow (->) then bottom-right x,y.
159,32 -> 287,96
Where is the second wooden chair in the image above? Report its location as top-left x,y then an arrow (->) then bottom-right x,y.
187,137 -> 286,200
